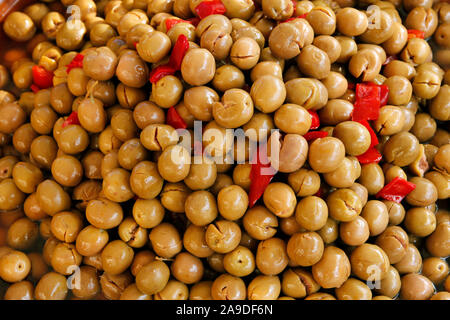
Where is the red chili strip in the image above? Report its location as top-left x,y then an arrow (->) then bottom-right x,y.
364,82 -> 389,106
356,119 -> 379,148
187,17 -> 201,26
32,65 -> 54,90
66,53 -> 84,74
62,111 -> 80,128
165,18 -> 192,31
30,84 -> 40,93
407,29 -> 425,39
168,34 -> 190,70
375,177 -> 416,203
313,186 -> 326,198
195,0 -> 226,19
248,144 -> 276,208
280,13 -> 307,23
149,65 -> 177,84
379,84 -> 389,107
166,106 -> 187,129
149,35 -> 189,84
356,147 -> 382,164
308,110 -> 320,130
303,131 -> 328,142
351,83 -> 381,121
280,17 -> 298,23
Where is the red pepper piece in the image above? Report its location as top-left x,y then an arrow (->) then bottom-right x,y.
62,111 -> 80,128
280,17 -> 298,23
168,34 -> 190,70
407,29 -> 425,39
165,18 -> 191,31
356,82 -> 380,100
195,0 -> 226,19
133,42 -> 138,49
291,0 -> 297,15
32,65 -> 54,89
149,64 -> 177,84
379,84 -> 389,107
314,186 -> 325,198
187,17 -> 201,26
351,83 -> 381,121
303,131 -> 328,142
149,35 -> 190,84
248,147 -> 275,208
308,110 -> 320,130
379,86 -> 389,105
356,147 -> 382,164
248,144 -> 276,208
280,14 -> 308,23
356,119 -> 379,148
375,177 -> 416,203
166,106 -> 187,129
362,82 -> 389,107
30,84 -> 40,93
66,53 -> 84,74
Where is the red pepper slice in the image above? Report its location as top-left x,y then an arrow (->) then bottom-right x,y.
375,177 -> 416,203
308,110 -> 320,130
133,42 -> 138,49
166,106 -> 187,129
62,111 -> 80,128
280,13 -> 307,23
149,64 -> 177,84
280,17 -> 298,23
187,17 -> 201,26
303,131 -> 328,142
407,29 -> 425,39
30,84 -> 40,93
66,53 -> 84,74
356,119 -> 379,148
149,35 -> 189,84
32,65 -> 54,90
379,84 -> 389,107
165,18 -> 191,31
314,186 -> 325,198
356,147 -> 382,164
168,34 -> 190,70
248,144 -> 276,208
195,0 -> 226,19
362,82 -> 389,106
291,0 -> 297,15
352,83 -> 381,121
